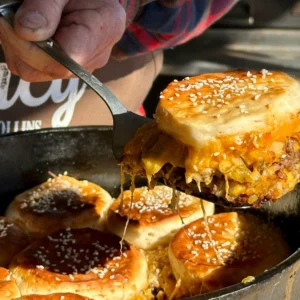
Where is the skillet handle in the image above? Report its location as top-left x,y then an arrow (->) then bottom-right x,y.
0,0 -> 128,117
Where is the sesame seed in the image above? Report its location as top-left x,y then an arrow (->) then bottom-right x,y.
36,265 -> 44,269
254,94 -> 261,100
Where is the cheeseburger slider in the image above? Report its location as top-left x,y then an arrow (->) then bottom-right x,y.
121,70 -> 300,207
10,228 -> 148,299
6,175 -> 113,240
107,185 -> 214,249
168,212 -> 290,297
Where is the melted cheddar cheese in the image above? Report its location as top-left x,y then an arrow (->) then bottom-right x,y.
122,121 -> 300,206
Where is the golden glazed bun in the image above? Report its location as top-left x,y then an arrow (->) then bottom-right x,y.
0,267 -> 20,300
168,212 -> 290,297
5,176 -> 113,240
10,228 -> 148,300
107,186 -> 214,249
0,217 -> 29,267
13,294 -> 92,300
156,70 -> 300,148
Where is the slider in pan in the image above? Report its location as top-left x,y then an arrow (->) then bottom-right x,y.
5,175 -> 113,240
10,228 -> 148,299
168,212 -> 290,298
107,185 -> 215,250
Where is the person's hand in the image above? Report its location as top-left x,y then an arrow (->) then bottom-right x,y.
0,0 -> 126,82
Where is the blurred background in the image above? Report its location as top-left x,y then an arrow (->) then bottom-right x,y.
144,0 -> 300,117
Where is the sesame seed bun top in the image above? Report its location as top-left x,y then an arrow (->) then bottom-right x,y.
156,70 -> 300,149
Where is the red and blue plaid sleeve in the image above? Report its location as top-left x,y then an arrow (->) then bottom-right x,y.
115,0 -> 238,58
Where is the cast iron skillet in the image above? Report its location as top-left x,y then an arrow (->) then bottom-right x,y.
0,126 -> 300,300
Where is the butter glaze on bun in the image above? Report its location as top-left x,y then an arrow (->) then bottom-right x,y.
122,70 -> 300,206
5,176 -> 113,240
168,212 -> 290,297
0,267 -> 20,300
107,186 -> 214,249
156,70 -> 300,148
0,217 -> 29,267
13,293 -> 92,300
9,228 -> 148,300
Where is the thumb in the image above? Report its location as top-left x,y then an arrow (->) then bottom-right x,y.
14,0 -> 68,41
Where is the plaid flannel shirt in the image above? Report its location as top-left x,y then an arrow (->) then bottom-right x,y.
115,0 -> 238,57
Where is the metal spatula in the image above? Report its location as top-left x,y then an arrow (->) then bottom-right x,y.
0,0 -> 152,161
0,0 -> 250,209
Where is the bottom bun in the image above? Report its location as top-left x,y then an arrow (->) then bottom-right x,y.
0,267 -> 20,300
